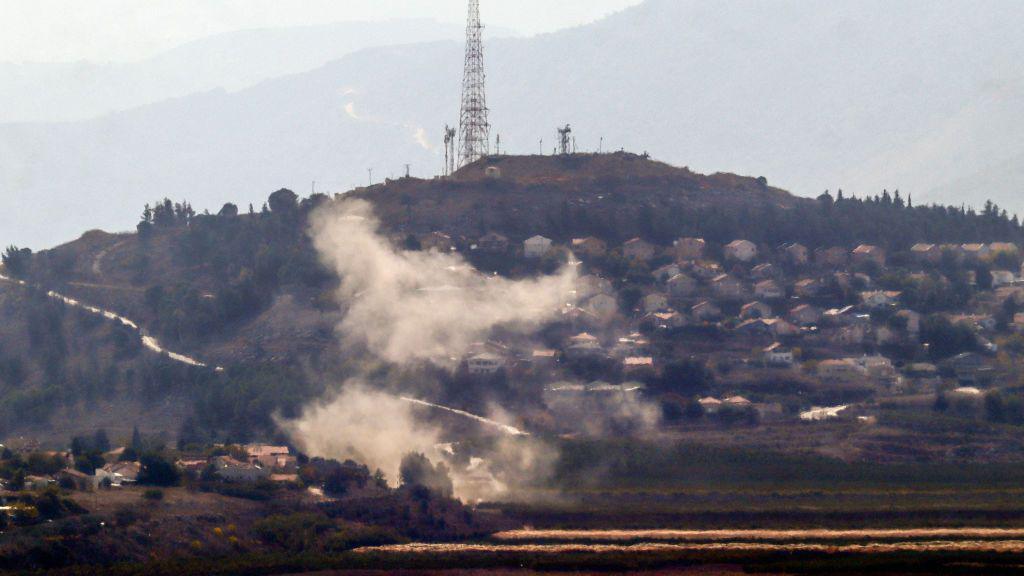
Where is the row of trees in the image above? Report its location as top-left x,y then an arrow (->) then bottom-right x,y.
135,191 -> 331,346
543,185 -> 1024,251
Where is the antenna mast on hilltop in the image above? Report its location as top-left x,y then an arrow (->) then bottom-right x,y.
443,125 -> 457,176
557,124 -> 573,155
458,0 -> 490,168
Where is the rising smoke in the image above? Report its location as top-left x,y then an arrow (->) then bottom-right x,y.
278,383 -> 442,484
307,199 -> 577,366
283,199 -> 579,500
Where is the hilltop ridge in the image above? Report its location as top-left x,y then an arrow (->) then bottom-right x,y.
350,153 -> 1021,250
350,152 -> 798,244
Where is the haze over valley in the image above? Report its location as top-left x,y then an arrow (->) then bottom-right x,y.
1,0 -> 1022,248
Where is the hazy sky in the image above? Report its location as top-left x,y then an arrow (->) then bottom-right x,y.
0,0 -> 642,63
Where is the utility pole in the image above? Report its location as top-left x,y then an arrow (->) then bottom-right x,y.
368,168 -> 373,186
443,125 -> 457,177
405,164 -> 411,178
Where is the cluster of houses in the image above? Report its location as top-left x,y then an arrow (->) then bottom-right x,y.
443,232 -> 1024,423
181,444 -> 299,484
5,444 -> 300,493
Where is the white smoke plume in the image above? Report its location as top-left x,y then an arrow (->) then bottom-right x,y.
282,199 -> 581,500
278,383 -> 442,484
543,382 -> 662,437
307,199 -> 578,365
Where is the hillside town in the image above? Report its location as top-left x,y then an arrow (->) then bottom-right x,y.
416,229 -> 1024,429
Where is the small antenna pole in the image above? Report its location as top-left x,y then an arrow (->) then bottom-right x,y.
443,125 -> 457,176
557,124 -> 572,155
368,168 -> 373,185
405,164 -> 411,178
599,137 -> 603,154
539,139 -> 543,155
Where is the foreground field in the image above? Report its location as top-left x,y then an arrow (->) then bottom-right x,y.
23,470 -> 1024,575
357,539 -> 1024,554
493,528 -> 1024,542
292,565 -> 765,569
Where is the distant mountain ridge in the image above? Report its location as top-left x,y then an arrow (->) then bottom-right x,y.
0,18 -> 468,123
1,0 -> 1022,249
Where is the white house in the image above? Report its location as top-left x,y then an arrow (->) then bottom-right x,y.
699,397 -> 723,413
571,237 -> 607,258
860,290 -> 902,309
467,352 -> 506,375
622,238 -> 656,261
750,263 -> 776,281
247,445 -> 297,471
783,243 -> 810,265
853,355 -> 898,381
852,244 -> 886,266
992,270 -> 1016,288
566,333 -> 604,359
763,343 -> 795,367
961,243 -> 991,262
524,235 -> 553,259
818,359 -> 867,379
724,396 -> 752,407
911,243 -> 942,263
674,237 -> 707,261
764,318 -> 800,339
667,273 -> 698,297
95,462 -> 141,487
754,279 -> 785,300
793,278 -> 822,298
689,262 -> 723,280
692,301 -> 722,321
711,274 -> 745,300
213,457 -> 270,483
725,240 -> 758,263
644,310 -> 688,330
740,301 -> 773,320
788,304 -> 823,326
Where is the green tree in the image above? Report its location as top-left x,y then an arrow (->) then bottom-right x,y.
2,246 -> 32,277
93,429 -> 111,453
10,469 -> 25,491
138,453 -> 180,487
655,359 -> 715,395
268,189 -> 299,214
131,426 -> 143,453
985,392 -> 1007,423
399,453 -> 453,497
